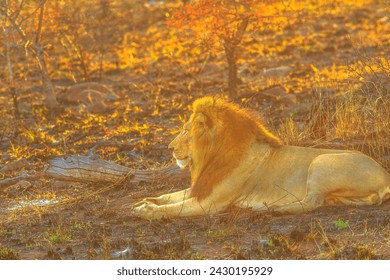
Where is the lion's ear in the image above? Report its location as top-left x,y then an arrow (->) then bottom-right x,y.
193,112 -> 213,129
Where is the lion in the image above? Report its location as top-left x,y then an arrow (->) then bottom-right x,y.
132,97 -> 390,219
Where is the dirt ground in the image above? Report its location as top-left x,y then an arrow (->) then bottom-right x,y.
1,1 -> 389,260
1,179 -> 390,260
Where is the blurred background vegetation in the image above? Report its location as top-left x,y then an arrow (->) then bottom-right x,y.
0,0 -> 389,168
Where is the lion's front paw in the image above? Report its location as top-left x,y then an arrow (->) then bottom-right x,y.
131,197 -> 162,209
131,201 -> 165,220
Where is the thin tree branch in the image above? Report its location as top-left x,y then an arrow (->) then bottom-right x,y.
0,6 -> 28,41
232,18 -> 249,45
14,0 -> 25,19
34,2 -> 44,44
18,0 -> 46,26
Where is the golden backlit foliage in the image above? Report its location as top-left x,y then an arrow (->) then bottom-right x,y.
0,0 -> 389,261
1,0 -> 387,87
0,0 -> 389,165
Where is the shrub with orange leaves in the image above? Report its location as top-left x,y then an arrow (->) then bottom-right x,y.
168,0 -> 283,97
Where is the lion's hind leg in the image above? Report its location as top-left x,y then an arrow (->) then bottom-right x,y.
308,152 -> 390,206
273,152 -> 390,214
271,152 -> 390,214
269,192 -> 324,214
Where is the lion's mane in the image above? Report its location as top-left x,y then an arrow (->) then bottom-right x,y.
189,97 -> 282,200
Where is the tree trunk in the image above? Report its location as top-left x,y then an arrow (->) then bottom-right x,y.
33,3 -> 60,110
0,2 -> 60,112
33,46 -> 60,110
1,18 -> 19,119
45,155 -> 190,184
223,18 -> 249,99
224,42 -> 238,98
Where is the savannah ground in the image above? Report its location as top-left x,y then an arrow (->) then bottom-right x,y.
0,0 -> 389,259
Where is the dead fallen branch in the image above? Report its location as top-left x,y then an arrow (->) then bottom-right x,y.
0,172 -> 39,187
45,155 -> 189,184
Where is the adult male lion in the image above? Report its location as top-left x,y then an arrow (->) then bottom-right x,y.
132,97 -> 390,219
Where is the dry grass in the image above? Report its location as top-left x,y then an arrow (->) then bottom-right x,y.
278,55 -> 390,170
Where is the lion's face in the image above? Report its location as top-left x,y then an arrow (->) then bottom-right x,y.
168,122 -> 193,169
169,112 -> 213,170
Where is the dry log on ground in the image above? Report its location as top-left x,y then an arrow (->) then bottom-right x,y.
45,155 -> 189,184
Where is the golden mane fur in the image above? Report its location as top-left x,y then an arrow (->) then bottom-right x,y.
132,97 -> 390,220
190,97 -> 281,200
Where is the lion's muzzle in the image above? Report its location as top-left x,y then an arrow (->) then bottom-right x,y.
172,152 -> 190,169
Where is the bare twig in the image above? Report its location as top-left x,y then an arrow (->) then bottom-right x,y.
0,173 -> 39,187
18,0 -> 46,26
34,2 -> 44,44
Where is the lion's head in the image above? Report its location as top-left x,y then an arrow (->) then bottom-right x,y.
169,97 -> 282,200
168,122 -> 192,169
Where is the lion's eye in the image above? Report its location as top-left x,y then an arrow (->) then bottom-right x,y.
182,129 -> 188,135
